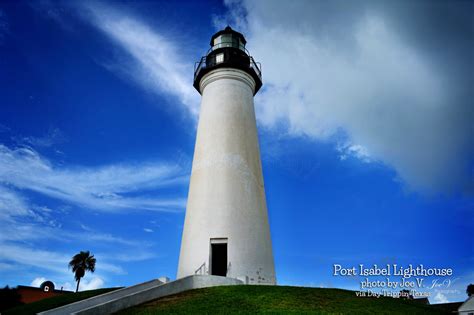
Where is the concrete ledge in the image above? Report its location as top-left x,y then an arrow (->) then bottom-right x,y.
39,275 -> 243,315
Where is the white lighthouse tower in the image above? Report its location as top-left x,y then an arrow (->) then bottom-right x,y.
177,27 -> 276,285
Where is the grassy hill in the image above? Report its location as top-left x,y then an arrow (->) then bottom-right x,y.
118,285 -> 450,314
3,285 -> 454,314
2,288 -> 119,315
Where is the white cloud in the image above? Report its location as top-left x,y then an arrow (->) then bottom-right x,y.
337,143 -> 372,163
0,185 -> 30,221
0,243 -> 125,276
0,186 -> 66,243
79,276 -> 104,291
0,191 -> 154,278
0,145 -> 187,213
78,232 -> 142,247
0,144 -> 172,285
0,223 -> 55,242
30,276 -> 103,291
433,292 -> 449,304
58,281 -> 74,291
31,277 -> 48,287
79,2 -> 199,117
143,228 -> 154,233
0,244 -> 74,274
0,212 -> 148,249
30,277 -> 75,291
219,0 -> 473,193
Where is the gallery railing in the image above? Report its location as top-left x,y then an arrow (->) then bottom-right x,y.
194,55 -> 262,83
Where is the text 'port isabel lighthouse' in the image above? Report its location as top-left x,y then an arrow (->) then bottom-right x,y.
177,26 -> 276,285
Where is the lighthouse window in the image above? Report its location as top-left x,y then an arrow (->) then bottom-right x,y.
213,34 -> 243,51
220,34 -> 233,48
215,53 -> 224,64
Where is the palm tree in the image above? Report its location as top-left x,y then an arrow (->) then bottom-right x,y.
68,251 -> 96,293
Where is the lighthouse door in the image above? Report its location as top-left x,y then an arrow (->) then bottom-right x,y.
210,238 -> 227,276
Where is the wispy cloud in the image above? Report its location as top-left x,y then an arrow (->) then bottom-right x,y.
0,142 -> 183,280
0,185 -> 30,222
73,224 -> 146,247
0,242 -> 126,275
100,251 -> 155,263
14,127 -> 67,148
0,244 -> 77,274
79,2 -> 199,117
0,184 -> 154,281
0,145 -> 187,212
0,196 -> 149,250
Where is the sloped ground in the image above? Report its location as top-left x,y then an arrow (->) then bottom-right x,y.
117,285 -> 450,314
2,288 -> 119,315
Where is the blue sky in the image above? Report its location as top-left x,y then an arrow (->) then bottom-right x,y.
0,0 -> 472,304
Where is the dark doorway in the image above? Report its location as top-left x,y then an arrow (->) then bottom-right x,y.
211,243 -> 227,276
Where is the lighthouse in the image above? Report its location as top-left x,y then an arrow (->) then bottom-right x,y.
177,27 -> 276,285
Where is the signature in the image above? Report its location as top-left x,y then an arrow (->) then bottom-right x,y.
428,278 -> 459,289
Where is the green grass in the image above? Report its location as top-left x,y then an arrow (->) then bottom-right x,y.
117,285 -> 449,315
2,288 -> 120,315
3,285 -> 452,314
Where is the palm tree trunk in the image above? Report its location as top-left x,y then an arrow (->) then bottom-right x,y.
75,278 -> 81,293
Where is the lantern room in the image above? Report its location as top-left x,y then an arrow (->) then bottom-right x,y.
193,26 -> 262,94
